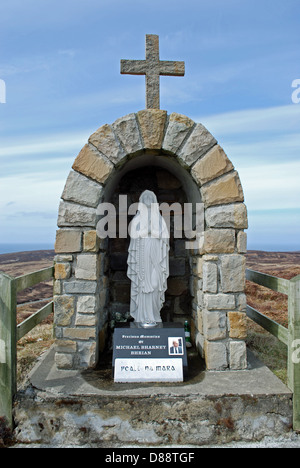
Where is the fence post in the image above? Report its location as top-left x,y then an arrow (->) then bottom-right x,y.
288,275 -> 300,431
0,272 -> 17,428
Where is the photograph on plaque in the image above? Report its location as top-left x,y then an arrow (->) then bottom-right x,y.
168,337 -> 184,356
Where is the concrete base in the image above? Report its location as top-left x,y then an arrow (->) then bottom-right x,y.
13,345 -> 293,447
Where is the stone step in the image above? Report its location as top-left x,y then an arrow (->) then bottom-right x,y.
13,346 -> 293,447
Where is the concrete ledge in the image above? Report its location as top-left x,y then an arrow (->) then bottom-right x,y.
14,346 -> 293,446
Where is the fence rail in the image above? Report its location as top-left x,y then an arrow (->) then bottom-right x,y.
0,266 -> 54,427
246,268 -> 300,431
17,301 -> 53,341
246,304 -> 289,346
245,268 -> 290,295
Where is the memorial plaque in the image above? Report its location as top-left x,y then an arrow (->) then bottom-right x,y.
113,322 -> 188,382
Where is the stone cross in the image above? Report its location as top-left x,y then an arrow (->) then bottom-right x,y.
121,34 -> 185,109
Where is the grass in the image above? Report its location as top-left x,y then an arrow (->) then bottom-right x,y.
17,321 -> 55,385
244,273 -> 291,385
246,321 -> 288,384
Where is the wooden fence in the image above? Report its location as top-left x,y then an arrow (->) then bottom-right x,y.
246,268 -> 300,431
0,264 -> 299,431
0,267 -> 54,427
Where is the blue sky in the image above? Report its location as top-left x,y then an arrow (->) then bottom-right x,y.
0,0 -> 299,251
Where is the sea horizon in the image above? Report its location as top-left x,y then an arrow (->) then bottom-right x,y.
0,243 -> 55,254
0,242 -> 299,255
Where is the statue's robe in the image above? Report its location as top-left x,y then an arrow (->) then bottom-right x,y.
127,191 -> 169,324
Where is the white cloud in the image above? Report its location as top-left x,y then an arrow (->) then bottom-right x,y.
198,104 -> 300,137
0,173 -> 65,212
0,131 -> 88,157
239,160 -> 300,210
224,133 -> 300,168
58,49 -> 77,58
0,173 -> 64,243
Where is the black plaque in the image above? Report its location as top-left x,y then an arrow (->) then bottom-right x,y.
113,322 -> 188,382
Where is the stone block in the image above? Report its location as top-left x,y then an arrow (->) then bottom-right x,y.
236,293 -> 247,312
220,255 -> 246,292
195,331 -> 205,357
63,328 -> 96,341
174,239 -> 187,257
58,201 -> 97,227
54,263 -> 71,280
189,276 -> 195,297
77,295 -> 98,313
167,278 -> 188,296
237,231 -> 247,253
54,295 -> 75,327
55,229 -> 82,253
53,280 -> 61,296
75,314 -> 96,327
202,229 -> 235,254
173,297 -> 186,315
229,340 -> 247,370
77,341 -> 97,368
191,145 -> 233,185
83,230 -> 100,252
75,254 -> 99,280
203,310 -> 227,340
55,352 -> 74,369
112,113 -> 143,155
205,203 -> 248,229
196,289 -> 204,308
178,124 -> 217,167
201,171 -> 244,207
203,254 -> 219,261
195,307 -> 203,334
62,171 -> 103,208
193,257 -> 203,278
169,258 -> 186,276
162,112 -> 194,154
72,144 -> 114,184
99,287 -> 109,309
89,124 -> 125,165
205,293 -> 235,310
112,282 -> 130,303
228,312 -> 247,339
63,281 -> 98,294
203,262 -> 218,293
54,255 -> 73,262
205,341 -> 228,370
55,339 -> 77,353
137,109 -> 167,149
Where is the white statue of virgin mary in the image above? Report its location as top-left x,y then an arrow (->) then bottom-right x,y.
127,190 -> 169,326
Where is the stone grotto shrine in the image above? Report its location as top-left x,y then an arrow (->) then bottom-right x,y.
53,35 -> 248,373
54,109 -> 248,372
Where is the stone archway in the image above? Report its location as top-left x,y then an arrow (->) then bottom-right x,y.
54,109 -> 248,371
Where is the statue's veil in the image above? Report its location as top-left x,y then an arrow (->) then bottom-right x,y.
129,190 -> 169,239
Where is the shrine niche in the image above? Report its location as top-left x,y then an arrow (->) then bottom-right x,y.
53,35 -> 248,372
